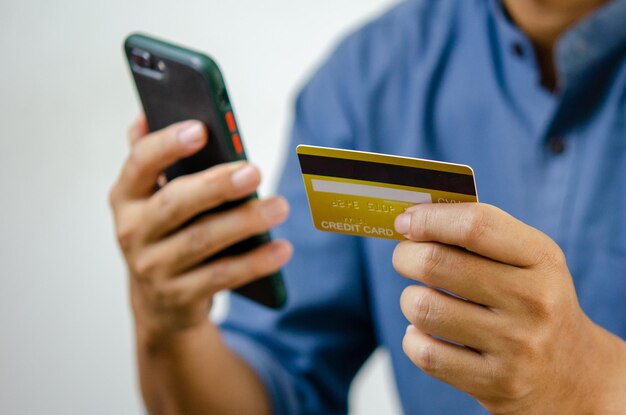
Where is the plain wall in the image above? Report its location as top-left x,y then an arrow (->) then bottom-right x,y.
0,1 -> 403,413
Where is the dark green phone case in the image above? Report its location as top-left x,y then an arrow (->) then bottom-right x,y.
124,33 -> 286,308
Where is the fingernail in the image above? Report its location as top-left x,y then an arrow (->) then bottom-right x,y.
261,198 -> 288,224
231,164 -> 258,189
395,213 -> 411,235
269,242 -> 291,263
177,121 -> 205,148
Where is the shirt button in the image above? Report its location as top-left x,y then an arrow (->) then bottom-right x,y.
548,136 -> 566,154
511,42 -> 525,58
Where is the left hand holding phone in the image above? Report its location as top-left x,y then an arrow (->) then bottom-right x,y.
109,115 -> 293,339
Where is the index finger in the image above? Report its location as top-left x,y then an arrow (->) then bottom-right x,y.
113,120 -> 207,201
394,203 -> 554,267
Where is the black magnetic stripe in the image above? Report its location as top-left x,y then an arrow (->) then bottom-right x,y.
298,153 -> 476,196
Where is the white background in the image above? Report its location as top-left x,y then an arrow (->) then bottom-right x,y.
0,0 -> 403,414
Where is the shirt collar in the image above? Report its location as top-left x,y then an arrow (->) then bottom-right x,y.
489,0 -> 626,94
556,0 -> 626,95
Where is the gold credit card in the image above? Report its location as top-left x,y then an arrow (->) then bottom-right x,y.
296,145 -> 478,240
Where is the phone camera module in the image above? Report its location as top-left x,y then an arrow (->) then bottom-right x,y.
130,49 -> 153,68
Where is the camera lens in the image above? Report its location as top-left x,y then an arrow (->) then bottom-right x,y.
130,48 -> 152,68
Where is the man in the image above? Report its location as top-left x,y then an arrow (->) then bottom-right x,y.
109,0 -> 626,413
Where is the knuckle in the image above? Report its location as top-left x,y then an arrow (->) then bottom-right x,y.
416,243 -> 443,280
243,250 -> 268,278
186,222 -> 211,254
416,342 -> 441,374
115,221 -> 135,251
207,260 -> 235,291
522,334 -> 547,359
497,367 -> 532,400
461,205 -> 490,244
224,249 -> 272,289
230,201 -> 266,235
535,294 -> 559,320
133,253 -> 159,281
409,208 -> 433,239
499,325 -> 527,351
157,127 -> 177,150
200,166 -> 220,186
483,356 -> 500,387
536,244 -> 566,271
253,201 -> 274,230
411,289 -> 440,329
151,284 -> 186,308
128,147 -> 148,173
501,325 -> 546,362
517,287 -> 558,321
202,165 -> 233,199
154,187 -> 181,220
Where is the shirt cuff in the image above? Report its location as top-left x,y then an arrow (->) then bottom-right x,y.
221,329 -> 300,415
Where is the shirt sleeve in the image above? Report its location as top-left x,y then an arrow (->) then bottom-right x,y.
219,34 -> 377,415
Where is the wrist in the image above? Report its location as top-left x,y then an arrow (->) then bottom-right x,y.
577,319 -> 626,414
594,328 -> 626,413
130,289 -> 213,352
134,317 -> 216,357
129,277 -> 214,345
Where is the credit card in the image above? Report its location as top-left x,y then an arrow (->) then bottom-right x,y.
296,145 -> 478,240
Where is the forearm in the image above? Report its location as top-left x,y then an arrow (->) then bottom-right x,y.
135,321 -> 271,415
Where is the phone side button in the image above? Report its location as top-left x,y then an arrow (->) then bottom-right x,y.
232,133 -> 243,154
225,112 -> 237,133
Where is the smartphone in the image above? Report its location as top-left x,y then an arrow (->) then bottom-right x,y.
124,33 -> 286,308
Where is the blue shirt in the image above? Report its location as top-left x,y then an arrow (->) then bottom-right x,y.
221,1 -> 626,413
